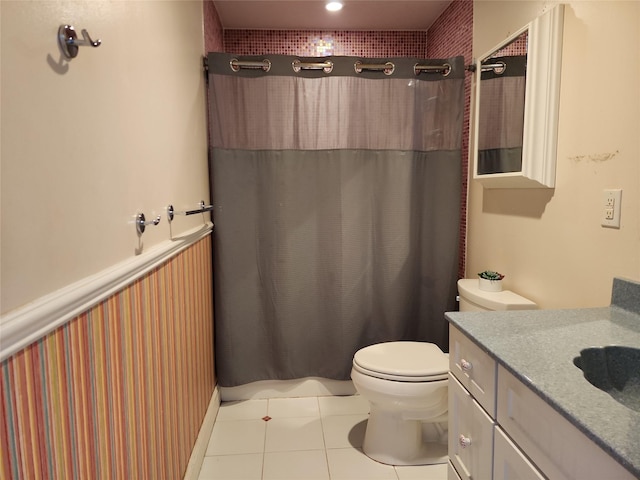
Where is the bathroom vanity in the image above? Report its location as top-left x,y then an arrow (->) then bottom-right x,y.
446,278 -> 640,480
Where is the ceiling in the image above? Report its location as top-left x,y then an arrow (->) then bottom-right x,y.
213,1 -> 454,31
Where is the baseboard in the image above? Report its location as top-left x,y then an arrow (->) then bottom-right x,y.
220,377 -> 356,401
183,385 -> 221,480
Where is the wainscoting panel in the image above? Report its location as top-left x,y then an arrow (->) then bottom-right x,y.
0,236 -> 214,479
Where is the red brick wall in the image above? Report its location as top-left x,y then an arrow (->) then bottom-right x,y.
222,30 -> 427,57
203,0 -> 224,53
427,0 -> 473,279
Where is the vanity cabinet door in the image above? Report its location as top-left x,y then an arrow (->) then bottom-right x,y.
497,365 -> 635,480
448,461 -> 463,480
494,427 -> 544,480
450,326 -> 497,416
449,373 -> 495,480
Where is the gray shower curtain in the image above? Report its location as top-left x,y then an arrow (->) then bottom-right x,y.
477,55 -> 527,174
207,53 -> 465,387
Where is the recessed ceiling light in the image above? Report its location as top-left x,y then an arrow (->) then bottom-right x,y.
326,1 -> 343,12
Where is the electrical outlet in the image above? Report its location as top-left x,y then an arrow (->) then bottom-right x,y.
604,208 -> 614,220
602,189 -> 622,228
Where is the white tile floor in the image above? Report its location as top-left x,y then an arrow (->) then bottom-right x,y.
197,395 -> 448,480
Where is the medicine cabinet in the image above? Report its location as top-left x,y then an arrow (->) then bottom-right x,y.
473,4 -> 564,188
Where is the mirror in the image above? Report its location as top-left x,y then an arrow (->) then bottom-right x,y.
473,5 -> 564,188
477,30 -> 528,176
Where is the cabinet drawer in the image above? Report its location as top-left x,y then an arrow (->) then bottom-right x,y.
497,365 -> 635,480
449,373 -> 495,480
494,427 -> 544,480
449,325 -> 497,417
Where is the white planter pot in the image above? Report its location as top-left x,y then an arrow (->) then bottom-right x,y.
479,278 -> 503,292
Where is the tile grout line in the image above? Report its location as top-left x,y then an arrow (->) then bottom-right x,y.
316,397 -> 333,480
261,399 -> 270,480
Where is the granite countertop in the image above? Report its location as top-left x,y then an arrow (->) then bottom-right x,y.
445,278 -> 640,478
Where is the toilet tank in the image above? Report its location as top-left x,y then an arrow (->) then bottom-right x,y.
457,279 -> 537,312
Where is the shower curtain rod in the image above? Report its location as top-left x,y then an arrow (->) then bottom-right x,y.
226,57 -> 474,76
480,62 -> 507,74
202,56 -> 478,74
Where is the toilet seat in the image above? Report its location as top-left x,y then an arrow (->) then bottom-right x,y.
353,342 -> 449,382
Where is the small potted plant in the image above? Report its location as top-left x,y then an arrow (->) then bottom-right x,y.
478,270 -> 505,292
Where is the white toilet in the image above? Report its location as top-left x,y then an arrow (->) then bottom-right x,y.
351,279 -> 537,466
351,341 -> 449,466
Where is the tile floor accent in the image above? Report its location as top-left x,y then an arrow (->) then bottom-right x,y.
197,395 -> 448,480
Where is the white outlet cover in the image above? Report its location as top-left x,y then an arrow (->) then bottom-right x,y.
602,189 -> 622,228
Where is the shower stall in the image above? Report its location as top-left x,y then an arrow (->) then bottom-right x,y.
207,53 -> 465,395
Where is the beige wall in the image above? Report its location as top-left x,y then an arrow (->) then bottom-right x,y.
4,1 -> 638,314
1,1 -> 210,314
469,1 -> 640,308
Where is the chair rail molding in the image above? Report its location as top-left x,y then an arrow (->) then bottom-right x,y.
0,222 -> 213,362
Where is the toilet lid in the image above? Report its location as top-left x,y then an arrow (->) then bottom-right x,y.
353,342 -> 449,382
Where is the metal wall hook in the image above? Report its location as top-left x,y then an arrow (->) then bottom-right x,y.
136,213 -> 161,235
58,25 -> 101,59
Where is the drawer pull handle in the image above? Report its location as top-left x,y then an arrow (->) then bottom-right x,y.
459,434 -> 471,448
460,358 -> 473,371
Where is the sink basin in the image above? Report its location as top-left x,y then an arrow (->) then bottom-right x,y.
573,346 -> 640,412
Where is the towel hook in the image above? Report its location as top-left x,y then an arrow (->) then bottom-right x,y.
136,213 -> 161,236
58,25 -> 101,59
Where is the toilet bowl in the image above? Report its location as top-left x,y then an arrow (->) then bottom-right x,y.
350,341 -> 449,466
351,281 -> 537,466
